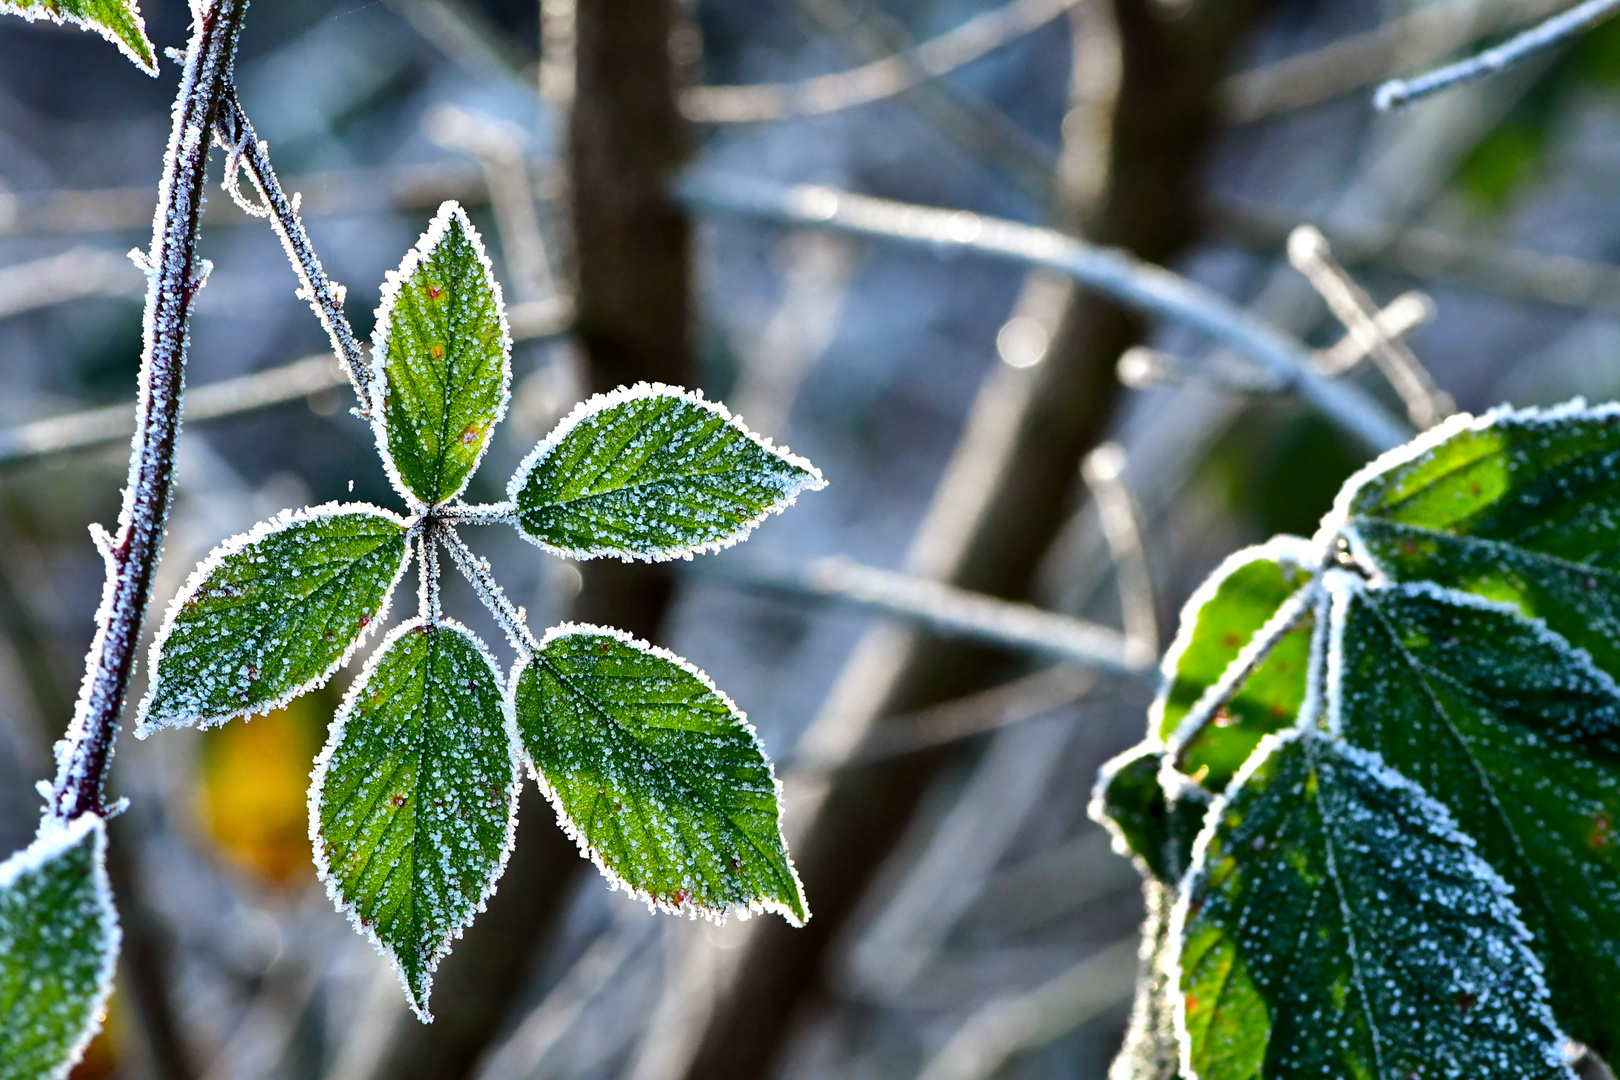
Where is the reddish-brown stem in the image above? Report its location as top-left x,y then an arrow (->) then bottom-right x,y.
49,0 -> 252,823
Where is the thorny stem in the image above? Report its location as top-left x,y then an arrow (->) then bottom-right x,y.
49,0 -> 252,823
215,87 -> 378,416
1166,579 -> 1322,770
438,524 -> 540,655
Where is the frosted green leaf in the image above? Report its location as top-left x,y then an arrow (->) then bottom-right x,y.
511,624 -> 806,924
1332,579 -> 1620,1060
0,815 -> 120,1080
136,505 -> 410,735
509,384 -> 825,562
312,619 -> 517,1020
1153,537 -> 1317,793
0,0 -> 156,75
372,201 -> 511,507
1336,401 -> 1620,680
1176,728 -> 1570,1080
1090,742 -> 1207,882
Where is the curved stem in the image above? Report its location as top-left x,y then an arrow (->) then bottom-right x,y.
49,0 -> 251,823
214,88 -> 377,417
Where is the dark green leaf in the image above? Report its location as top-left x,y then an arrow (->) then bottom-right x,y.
136,505 -> 410,735
1339,402 -> 1620,681
312,620 -> 517,1020
510,385 -> 824,561
1178,728 -> 1568,1080
1333,578 -> 1620,1059
1090,742 -> 1207,882
0,815 -> 120,1080
1153,538 -> 1317,792
512,625 -> 806,924
373,201 -> 510,506
0,0 -> 156,74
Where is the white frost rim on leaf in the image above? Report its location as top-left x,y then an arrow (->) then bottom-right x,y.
1149,534 -> 1320,743
1315,396 -> 1620,554
134,502 -> 412,738
1,813 -> 121,1080
369,200 -> 513,509
507,381 -> 828,563
1166,726 -> 1571,1080
0,0 -> 156,75
1322,575 -> 1620,735
307,616 -> 521,1022
510,620 -> 810,926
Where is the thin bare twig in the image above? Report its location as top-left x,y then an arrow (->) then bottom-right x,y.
1375,0 -> 1620,110
1288,225 -> 1453,427
437,524 -> 538,654
682,172 -> 1412,453
1081,444 -> 1156,664
50,0 -> 252,822
681,0 -> 1080,122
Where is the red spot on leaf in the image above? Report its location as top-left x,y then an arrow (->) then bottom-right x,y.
432,344 -> 444,358
460,426 -> 480,446
1221,632 -> 1241,648
1456,991 -> 1477,1012
428,285 -> 442,299
390,795 -> 406,807
1592,813 -> 1612,850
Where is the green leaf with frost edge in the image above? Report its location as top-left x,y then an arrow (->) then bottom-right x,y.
310,619 -> 518,1020
371,201 -> 511,507
0,0 -> 155,75
1174,728 -> 1571,1080
1330,577 -> 1620,1060
0,815 -> 120,1080
136,505 -> 410,735
1090,742 -> 1208,883
509,384 -> 825,562
511,624 -> 807,925
1329,401 -> 1620,681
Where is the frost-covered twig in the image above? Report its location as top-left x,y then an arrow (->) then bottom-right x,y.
438,524 -> 538,654
710,554 -> 1153,682
1375,0 -> 1620,110
1288,226 -> 1453,427
49,0 -> 252,823
0,355 -> 344,466
683,172 -> 1411,453
215,89 -> 377,416
680,0 -> 1081,123
1081,444 -> 1157,664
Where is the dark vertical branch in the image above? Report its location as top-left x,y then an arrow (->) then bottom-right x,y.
49,0 -> 251,823
673,4 -> 1277,1079
569,0 -> 695,640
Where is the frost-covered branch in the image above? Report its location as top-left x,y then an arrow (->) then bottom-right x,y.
682,172 -> 1411,453
1375,0 -> 1620,110
215,89 -> 377,416
50,0 -> 252,823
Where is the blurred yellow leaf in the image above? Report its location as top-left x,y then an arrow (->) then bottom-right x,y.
196,693 -> 329,887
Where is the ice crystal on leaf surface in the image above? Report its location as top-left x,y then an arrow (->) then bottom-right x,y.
0,815 -> 120,1080
1091,401 -> 1620,1076
138,202 -> 823,1017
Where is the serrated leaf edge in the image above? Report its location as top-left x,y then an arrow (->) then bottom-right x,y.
1314,396 -> 1620,556
511,620 -> 810,926
1316,572 -> 1620,736
1166,725 -> 1572,1080
507,382 -> 827,563
134,502 -> 413,738
369,200 -> 513,509
0,813 -> 121,1080
306,616 -> 521,1022
0,0 -> 157,75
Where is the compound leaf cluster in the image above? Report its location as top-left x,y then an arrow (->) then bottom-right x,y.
136,201 -> 824,1018
1094,402 -> 1620,1079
